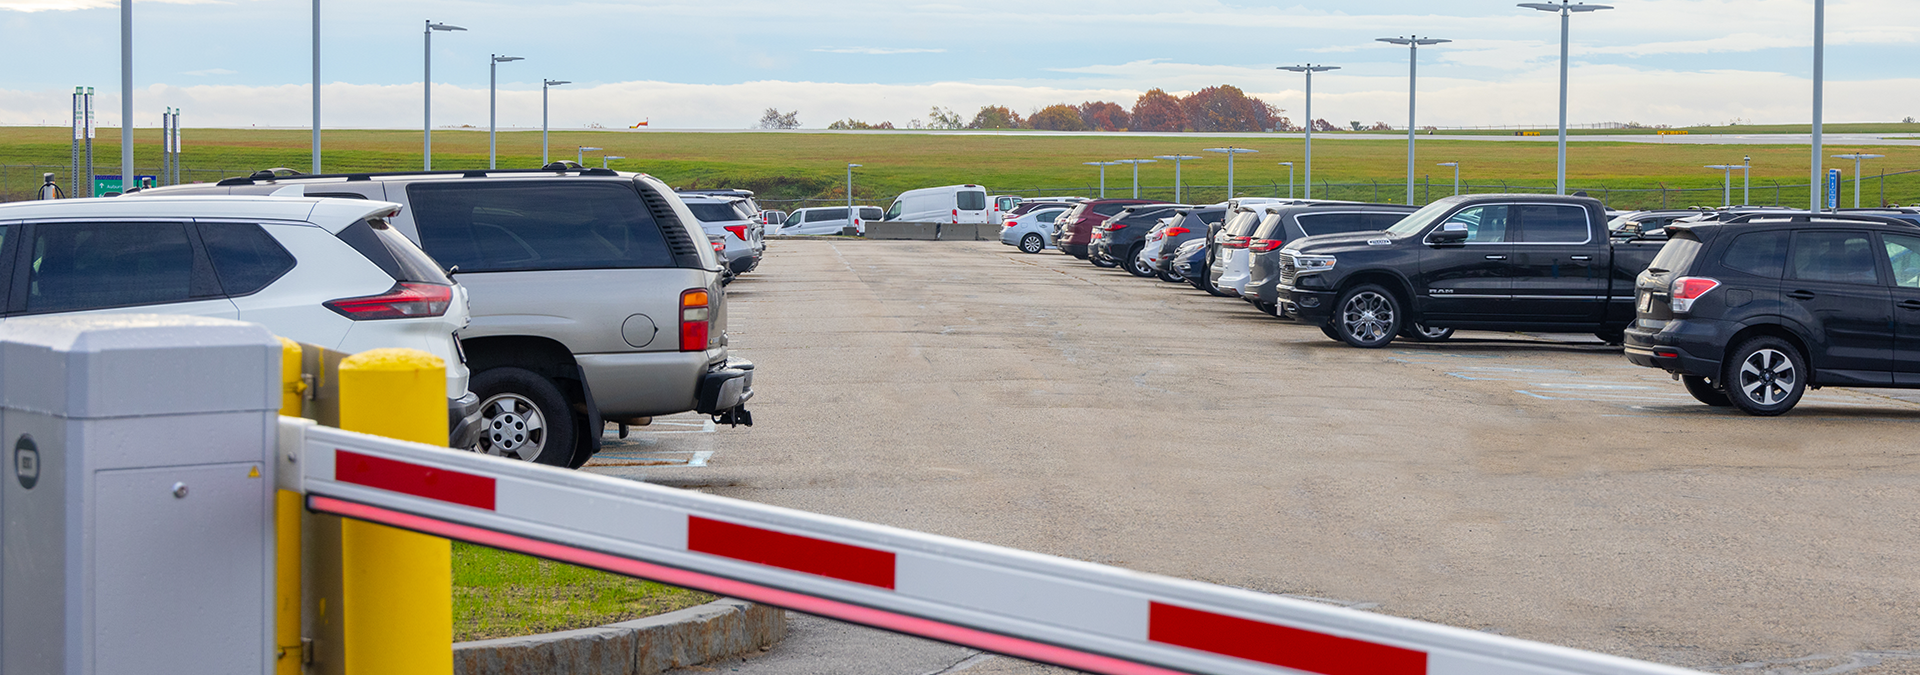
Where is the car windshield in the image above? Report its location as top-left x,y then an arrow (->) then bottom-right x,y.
1383,200 -> 1457,237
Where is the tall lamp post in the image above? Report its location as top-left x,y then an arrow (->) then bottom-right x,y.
489,54 -> 523,169
1742,155 -> 1751,206
1812,0 -> 1826,212
576,146 -> 601,166
1833,153 -> 1885,208
542,79 -> 570,165
1278,64 -> 1339,199
1279,162 -> 1295,198
1437,162 -> 1460,196
1703,164 -> 1747,207
1203,147 -> 1259,199
120,0 -> 132,190
1083,161 -> 1120,198
846,163 -> 861,215
1115,159 -> 1156,198
423,21 -> 465,171
1154,154 -> 1201,202
311,0 -> 320,174
1518,1 -> 1612,195
1378,36 -> 1449,205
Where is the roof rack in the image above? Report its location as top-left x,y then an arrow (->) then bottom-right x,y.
214,166 -> 620,187
1713,211 -> 1915,226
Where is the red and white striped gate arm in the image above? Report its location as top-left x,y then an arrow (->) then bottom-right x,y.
279,418 -> 1701,675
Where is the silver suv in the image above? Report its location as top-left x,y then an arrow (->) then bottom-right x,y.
136,167 -> 754,468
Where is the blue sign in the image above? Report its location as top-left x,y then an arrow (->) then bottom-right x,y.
1828,168 -> 1841,210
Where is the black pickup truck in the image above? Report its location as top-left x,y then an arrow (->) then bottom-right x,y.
1278,194 -> 1665,348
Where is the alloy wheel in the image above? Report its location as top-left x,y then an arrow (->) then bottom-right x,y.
479,393 -> 547,461
1341,291 -> 1396,344
1736,348 -> 1797,407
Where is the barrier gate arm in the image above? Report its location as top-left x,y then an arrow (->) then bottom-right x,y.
276,417 -> 1702,675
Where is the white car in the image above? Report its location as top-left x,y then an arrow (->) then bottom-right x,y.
998,206 -> 1070,253
884,184 -> 991,224
784,206 -> 881,235
0,195 -> 479,447
680,194 -> 764,275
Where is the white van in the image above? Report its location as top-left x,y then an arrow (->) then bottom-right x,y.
884,184 -> 991,223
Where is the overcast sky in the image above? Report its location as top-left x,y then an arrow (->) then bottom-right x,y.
1,0 -> 1915,130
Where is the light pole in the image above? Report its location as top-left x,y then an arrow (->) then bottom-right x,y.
602,155 -> 624,169
1279,162 -> 1295,198
542,79 -> 570,165
1115,159 -> 1156,198
846,163 -> 861,215
1833,153 -> 1885,208
576,146 -> 601,166
1154,154 -> 1201,202
1083,161 -> 1120,198
311,0 -> 320,174
1437,162 -> 1460,196
1742,155 -> 1751,206
423,21 -> 465,171
1278,64 -> 1339,199
1703,164 -> 1747,207
1379,36 -> 1449,204
1518,1 -> 1612,195
489,54 -> 523,169
119,0 -> 131,190
1203,147 -> 1259,199
1812,0 -> 1826,212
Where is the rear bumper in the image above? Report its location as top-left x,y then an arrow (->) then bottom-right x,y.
1623,321 -> 1722,376
448,391 -> 482,450
729,255 -> 758,274
696,358 -> 756,414
1061,243 -> 1089,258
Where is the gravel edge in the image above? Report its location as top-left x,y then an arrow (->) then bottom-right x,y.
453,599 -> 787,675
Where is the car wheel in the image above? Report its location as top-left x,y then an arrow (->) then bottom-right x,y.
1723,337 -> 1806,416
1158,266 -> 1183,283
1125,244 -> 1154,277
1400,323 -> 1454,342
1594,329 -> 1625,345
471,367 -> 579,467
1020,233 -> 1045,254
1682,375 -> 1732,407
1333,284 -> 1402,348
1090,256 -> 1118,268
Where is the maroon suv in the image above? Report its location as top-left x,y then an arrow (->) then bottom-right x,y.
1054,199 -> 1167,260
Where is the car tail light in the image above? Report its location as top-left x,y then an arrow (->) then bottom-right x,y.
952,208 -> 959,224
1004,220 -> 1017,228
724,225 -> 749,240
1224,236 -> 1252,249
1165,227 -> 1190,237
1669,277 -> 1719,313
324,282 -> 452,320
1654,348 -> 1680,358
711,240 -> 725,253
1108,223 -> 1128,231
1249,238 -> 1284,252
680,288 -> 711,351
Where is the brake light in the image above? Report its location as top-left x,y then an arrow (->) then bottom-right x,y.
1004,220 -> 1017,228
952,208 -> 959,224
1224,236 -> 1252,249
1108,223 -> 1128,231
711,240 -> 725,253
724,225 -> 748,240
324,282 -> 452,320
680,288 -> 711,351
1249,238 -> 1285,252
1165,227 -> 1190,237
1669,277 -> 1720,313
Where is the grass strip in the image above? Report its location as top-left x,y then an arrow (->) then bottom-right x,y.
453,541 -> 715,642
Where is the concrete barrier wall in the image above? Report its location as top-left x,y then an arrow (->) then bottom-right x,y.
864,221 -> 1002,241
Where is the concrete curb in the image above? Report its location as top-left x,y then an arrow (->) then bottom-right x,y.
453,599 -> 787,675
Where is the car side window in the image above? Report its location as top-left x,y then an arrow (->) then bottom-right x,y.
1037,210 -> 1063,223
1791,231 -> 1880,285
26,221 -> 196,313
1367,212 -> 1409,230
861,207 -> 883,221
199,222 -> 296,296
1517,205 -> 1590,243
1093,204 -> 1127,216
1296,213 -> 1375,236
407,182 -> 674,273
1720,230 -> 1788,279
1443,205 -> 1509,243
808,208 -> 846,222
1882,233 -> 1920,288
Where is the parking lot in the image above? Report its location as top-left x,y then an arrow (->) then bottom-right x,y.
590,238 -> 1920,674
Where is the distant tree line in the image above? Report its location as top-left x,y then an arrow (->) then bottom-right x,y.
811,84 -> 1303,133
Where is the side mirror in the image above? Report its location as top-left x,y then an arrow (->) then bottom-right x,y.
1428,221 -> 1469,244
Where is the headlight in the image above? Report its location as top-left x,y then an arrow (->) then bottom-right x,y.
1293,254 -> 1337,273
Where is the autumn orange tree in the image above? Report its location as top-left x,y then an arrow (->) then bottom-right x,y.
1077,101 -> 1130,131
1028,104 -> 1090,131
968,105 -> 1025,129
1130,89 -> 1186,132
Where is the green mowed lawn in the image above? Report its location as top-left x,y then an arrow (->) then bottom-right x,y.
454,542 -> 714,642
5,126 -> 1919,208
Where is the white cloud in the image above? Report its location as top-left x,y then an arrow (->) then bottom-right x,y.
810,47 -> 946,55
182,68 -> 236,76
0,0 -> 224,10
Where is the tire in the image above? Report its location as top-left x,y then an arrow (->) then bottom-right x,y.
1333,284 -> 1402,348
1319,323 -> 1343,342
1400,323 -> 1454,342
1125,244 -> 1154,277
470,367 -> 579,466
1594,329 -> 1625,345
1722,336 -> 1807,416
1158,265 -> 1183,283
1020,233 -> 1045,254
1090,255 -> 1118,268
1682,375 -> 1732,407
1202,269 -> 1233,297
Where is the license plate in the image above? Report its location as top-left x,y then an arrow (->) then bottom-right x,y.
1637,292 -> 1651,313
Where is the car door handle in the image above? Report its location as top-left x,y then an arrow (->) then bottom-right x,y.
1484,255 -> 1508,260
1787,290 -> 1816,300
1901,300 -> 1920,310
1570,255 -> 1592,261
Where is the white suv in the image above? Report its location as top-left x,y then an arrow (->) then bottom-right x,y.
0,195 -> 479,447
679,194 -> 763,277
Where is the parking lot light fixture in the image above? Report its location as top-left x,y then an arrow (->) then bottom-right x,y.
602,155 -> 624,169
1379,37 -> 1450,205
1203,147 -> 1259,199
576,146 -> 601,166
542,79 -> 570,165
1437,161 -> 1460,196
1833,153 -> 1885,208
1082,161 -> 1121,198
1812,0 -> 1825,212
1518,1 -> 1612,195
1115,159 -> 1156,198
423,21 -> 465,170
1153,155 -> 1202,202
489,54 -> 524,170
1704,164 -> 1748,207
1278,65 -> 1339,199
846,163 -> 861,215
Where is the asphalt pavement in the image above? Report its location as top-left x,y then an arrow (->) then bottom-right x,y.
599,238 -> 1920,675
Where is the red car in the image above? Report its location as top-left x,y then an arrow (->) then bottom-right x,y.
1053,199 -> 1168,264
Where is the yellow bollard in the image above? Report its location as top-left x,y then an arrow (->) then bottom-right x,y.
337,348 -> 452,675
276,338 -> 305,674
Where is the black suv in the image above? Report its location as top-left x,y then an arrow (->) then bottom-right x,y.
1624,212 -> 1920,415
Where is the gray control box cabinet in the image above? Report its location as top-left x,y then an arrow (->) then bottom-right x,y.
0,315 -> 281,675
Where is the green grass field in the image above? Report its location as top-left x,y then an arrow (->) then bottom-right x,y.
453,542 -> 714,642
5,125 -> 1919,210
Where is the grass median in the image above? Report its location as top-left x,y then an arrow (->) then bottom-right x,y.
454,542 -> 715,642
